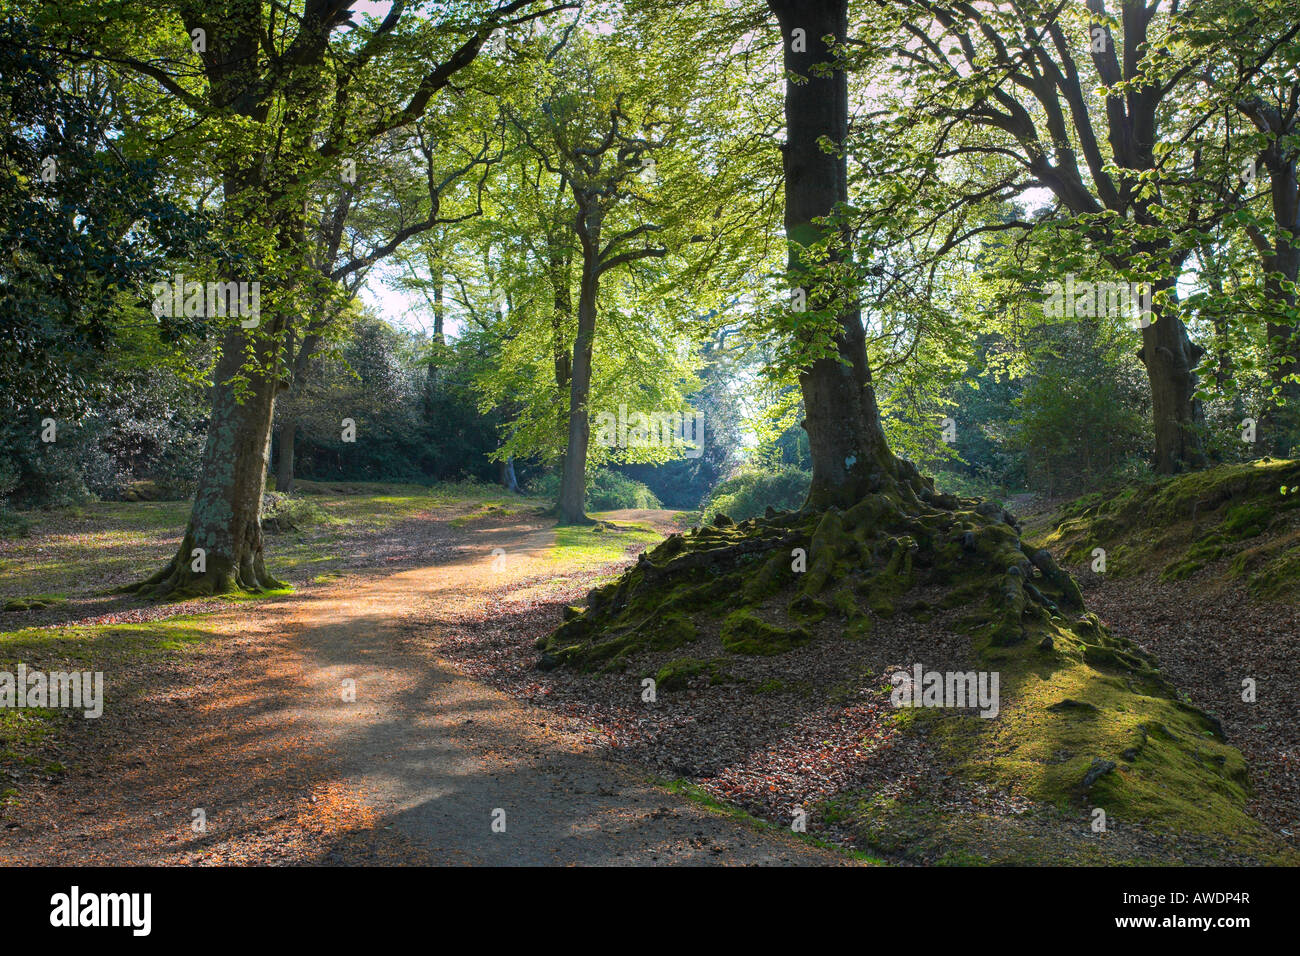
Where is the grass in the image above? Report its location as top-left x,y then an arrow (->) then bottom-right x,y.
2,593 -> 68,612
448,500 -> 537,528
0,615 -> 214,663
548,518 -> 664,569
657,777 -> 884,864
0,483 -> 552,601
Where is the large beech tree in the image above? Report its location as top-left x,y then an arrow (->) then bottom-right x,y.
857,0 -> 1216,474
768,0 -> 906,506
38,0 -> 567,595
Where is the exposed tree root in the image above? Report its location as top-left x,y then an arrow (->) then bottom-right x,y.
121,529 -> 288,601
538,471 -> 1062,666
536,472 -> 1266,841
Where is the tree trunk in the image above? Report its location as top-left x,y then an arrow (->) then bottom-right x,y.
551,251 -> 573,480
558,257 -> 599,525
274,415 -> 296,493
500,455 -> 519,493
1262,155 -> 1300,455
128,326 -> 285,596
770,0 -> 900,508
1138,285 -> 1207,474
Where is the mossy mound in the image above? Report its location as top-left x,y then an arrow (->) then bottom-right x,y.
2,594 -> 67,612
536,473 -> 1275,845
720,608 -> 811,655
1040,458 -> 1300,595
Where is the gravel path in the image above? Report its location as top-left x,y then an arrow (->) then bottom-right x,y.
0,515 -> 850,866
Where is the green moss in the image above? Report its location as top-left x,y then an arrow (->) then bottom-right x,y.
654,657 -> 729,691
843,615 -> 873,641
659,777 -> 882,863
1235,537 -> 1300,598
787,592 -> 830,623
1221,501 -> 1272,538
537,474 -> 1284,854
2,593 -> 67,612
742,549 -> 790,602
1041,459 -> 1300,598
912,615 -> 1269,848
720,608 -> 811,656
542,607 -> 699,672
830,587 -> 858,618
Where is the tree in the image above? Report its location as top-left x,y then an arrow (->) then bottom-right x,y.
0,19 -> 207,418
472,13 -> 759,524
851,0 -> 1227,473
767,0 -> 908,506
1193,0 -> 1300,451
36,0 -> 569,595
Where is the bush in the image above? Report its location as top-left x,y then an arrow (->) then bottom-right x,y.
525,467 -> 662,511
261,492 -> 330,533
700,464 -> 810,522
588,468 -> 662,510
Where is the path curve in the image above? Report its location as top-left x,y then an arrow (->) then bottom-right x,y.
2,515 -> 852,866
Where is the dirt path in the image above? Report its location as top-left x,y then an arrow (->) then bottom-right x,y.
1,515 -> 849,866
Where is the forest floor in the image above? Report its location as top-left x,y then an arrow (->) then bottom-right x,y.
0,482 -> 1295,865
0,491 -> 850,865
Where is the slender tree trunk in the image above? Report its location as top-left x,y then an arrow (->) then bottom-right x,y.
1262,157 -> 1300,455
551,252 -> 573,480
274,415 -> 296,493
558,255 -> 600,525
1138,283 -> 1207,474
433,257 -> 446,345
500,455 -> 519,493
770,0 -> 900,508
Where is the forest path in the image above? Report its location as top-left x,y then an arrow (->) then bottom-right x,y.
1,513 -> 849,866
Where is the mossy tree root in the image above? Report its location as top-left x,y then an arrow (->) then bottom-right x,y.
534,469 -> 1270,842
121,528 -> 287,600
537,470 -> 1082,669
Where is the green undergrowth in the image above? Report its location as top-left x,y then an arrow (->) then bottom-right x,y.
654,657 -> 730,690
535,477 -> 1282,855
1038,458 -> 1300,597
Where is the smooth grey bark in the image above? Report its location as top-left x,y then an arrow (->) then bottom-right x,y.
558,250 -> 600,524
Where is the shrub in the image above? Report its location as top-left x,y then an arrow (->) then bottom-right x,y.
700,464 -> 810,522
261,492 -> 329,533
525,468 -> 662,511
